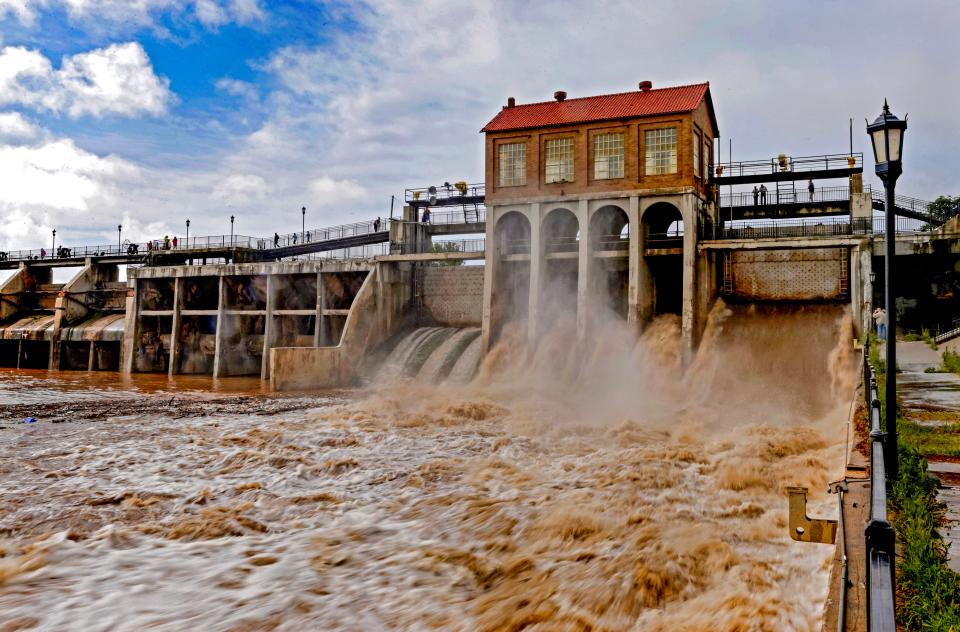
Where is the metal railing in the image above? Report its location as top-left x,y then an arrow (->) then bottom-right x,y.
285,238 -> 486,262
414,207 -> 487,226
405,182 -> 485,204
715,153 -> 863,178
719,185 -> 857,208
703,215 -> 936,241
863,347 -> 897,632
270,218 -> 389,249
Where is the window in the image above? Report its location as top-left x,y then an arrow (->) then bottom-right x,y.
544,137 -> 574,183
644,127 -> 677,175
703,141 -> 711,179
693,131 -> 701,178
593,133 -> 624,179
498,142 -> 526,186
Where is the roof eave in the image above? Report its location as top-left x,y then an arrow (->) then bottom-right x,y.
481,107 -> 701,135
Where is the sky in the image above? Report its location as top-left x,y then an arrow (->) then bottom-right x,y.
0,0 -> 957,251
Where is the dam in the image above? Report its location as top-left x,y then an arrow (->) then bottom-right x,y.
3,81 -> 959,630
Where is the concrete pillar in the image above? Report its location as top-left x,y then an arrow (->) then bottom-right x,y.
261,274 -> 275,379
681,196 -> 698,365
576,199 -> 591,345
627,196 -> 642,327
87,341 -> 96,371
121,280 -> 138,374
316,272 -> 326,346
637,199 -> 655,324
526,204 -> 542,346
212,275 -> 226,378
168,276 -> 183,376
481,206 -> 498,354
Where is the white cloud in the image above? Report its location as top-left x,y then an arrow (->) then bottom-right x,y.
194,0 -> 227,27
0,111 -> 41,143
212,173 -> 268,203
308,176 -> 368,206
0,42 -> 172,118
216,77 -> 258,101
229,0 -> 263,24
0,0 -> 267,29
0,0 -> 33,24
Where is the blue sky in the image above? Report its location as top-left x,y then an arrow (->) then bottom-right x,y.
0,0 -> 957,251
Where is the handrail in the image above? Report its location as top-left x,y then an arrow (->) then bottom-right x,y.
715,152 -> 863,178
719,185 -> 856,208
863,346 -> 897,632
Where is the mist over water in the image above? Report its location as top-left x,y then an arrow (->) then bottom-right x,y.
0,302 -> 854,631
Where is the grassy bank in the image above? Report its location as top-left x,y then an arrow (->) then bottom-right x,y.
890,445 -> 960,630
868,337 -> 960,628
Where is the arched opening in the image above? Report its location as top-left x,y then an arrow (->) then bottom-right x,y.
642,202 -> 684,316
590,205 -> 630,319
541,208 -> 579,330
492,211 -> 532,344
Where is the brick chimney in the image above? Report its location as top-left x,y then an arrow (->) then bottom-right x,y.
554,90 -> 567,102
639,81 -> 653,92
506,97 -> 515,108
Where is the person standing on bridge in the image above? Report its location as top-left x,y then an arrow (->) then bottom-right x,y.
422,207 -> 431,224
808,179 -> 815,202
374,217 -> 381,232
759,184 -> 768,205
40,248 -> 46,259
274,233 -> 279,247
172,236 -> 178,249
752,186 -> 759,205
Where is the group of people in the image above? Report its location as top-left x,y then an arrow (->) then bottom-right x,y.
751,179 -> 817,205
146,236 -> 176,251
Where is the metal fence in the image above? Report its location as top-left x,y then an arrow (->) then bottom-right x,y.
715,152 -> 863,178
703,215 -> 933,241
405,182 -> 485,204
862,347 -> 897,632
414,207 -> 487,226
719,185 -> 857,208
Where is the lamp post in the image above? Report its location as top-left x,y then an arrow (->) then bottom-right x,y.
230,215 -> 235,246
302,206 -> 306,242
185,219 -> 190,247
867,99 -> 907,480
117,224 -> 122,251
52,229 -> 56,257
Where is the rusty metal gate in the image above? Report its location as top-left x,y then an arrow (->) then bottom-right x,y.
722,247 -> 849,301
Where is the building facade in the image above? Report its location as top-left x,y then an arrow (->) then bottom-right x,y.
480,81 -> 720,356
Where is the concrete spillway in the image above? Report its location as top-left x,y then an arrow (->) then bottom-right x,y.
376,327 -> 482,385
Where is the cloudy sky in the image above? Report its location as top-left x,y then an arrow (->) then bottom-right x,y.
0,0 -> 957,251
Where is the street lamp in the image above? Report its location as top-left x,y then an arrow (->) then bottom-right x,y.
52,229 -> 56,257
117,224 -> 122,251
230,215 -> 235,246
185,219 -> 190,247
302,206 -> 306,242
867,99 -> 907,480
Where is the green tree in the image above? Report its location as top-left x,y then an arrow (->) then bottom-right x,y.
430,241 -> 465,266
927,194 -> 960,225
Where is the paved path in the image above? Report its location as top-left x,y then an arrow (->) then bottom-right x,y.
896,341 -> 960,572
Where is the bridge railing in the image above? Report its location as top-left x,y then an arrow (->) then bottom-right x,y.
703,215 -> 936,240
414,207 -> 487,226
289,238 -> 485,262
719,185 -> 856,208
715,153 -> 863,178
271,218 -> 390,249
405,182 -> 485,204
862,347 -> 897,632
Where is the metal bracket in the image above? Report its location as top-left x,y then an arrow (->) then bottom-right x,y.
787,486 -> 838,544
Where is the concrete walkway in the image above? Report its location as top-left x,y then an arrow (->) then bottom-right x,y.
896,341 -> 960,572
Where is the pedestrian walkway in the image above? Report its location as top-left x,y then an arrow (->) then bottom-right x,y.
897,340 -> 960,572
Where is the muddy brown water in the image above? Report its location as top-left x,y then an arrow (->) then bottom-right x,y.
0,304 -> 855,631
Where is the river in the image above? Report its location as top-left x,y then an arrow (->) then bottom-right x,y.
0,304 -> 854,631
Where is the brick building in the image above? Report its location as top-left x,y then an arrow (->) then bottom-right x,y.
479,81 -> 720,356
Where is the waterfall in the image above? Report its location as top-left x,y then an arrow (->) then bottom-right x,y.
375,327 -> 482,385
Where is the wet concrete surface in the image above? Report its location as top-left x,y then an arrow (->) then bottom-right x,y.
897,341 -> 960,572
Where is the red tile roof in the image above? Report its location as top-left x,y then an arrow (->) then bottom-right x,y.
481,82 -> 716,134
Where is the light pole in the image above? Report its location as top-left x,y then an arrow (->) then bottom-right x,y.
185,219 -> 190,247
52,229 -> 56,257
117,224 -> 122,251
867,99 -> 907,480
230,215 -> 235,246
302,206 -> 306,242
